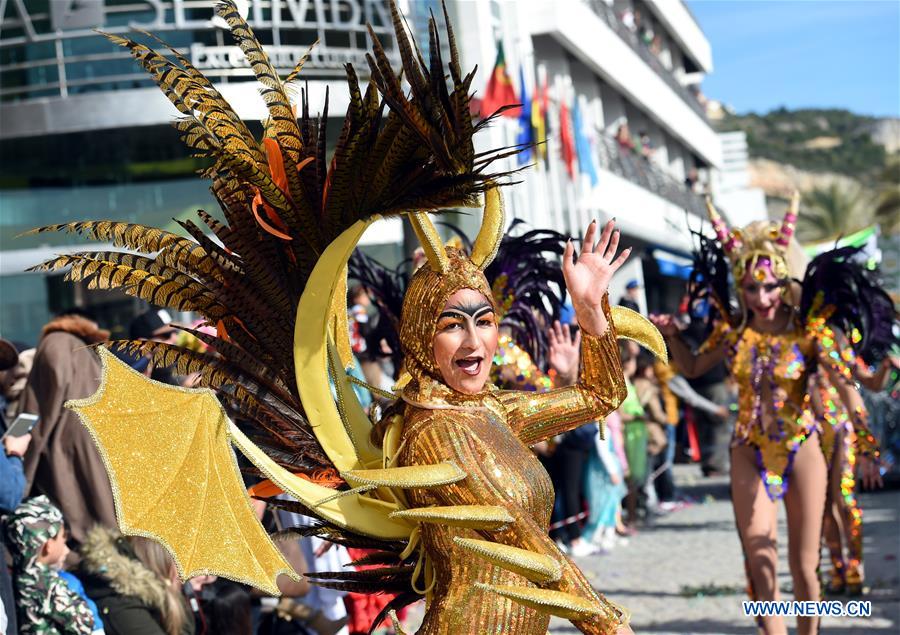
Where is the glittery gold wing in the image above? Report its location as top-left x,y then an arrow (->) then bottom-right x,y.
68,348 -> 298,595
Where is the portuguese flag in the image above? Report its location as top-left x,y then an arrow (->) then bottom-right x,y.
480,40 -> 519,119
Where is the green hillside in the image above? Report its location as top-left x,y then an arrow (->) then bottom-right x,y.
715,108 -> 887,180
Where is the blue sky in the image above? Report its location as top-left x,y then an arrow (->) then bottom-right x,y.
688,0 -> 900,117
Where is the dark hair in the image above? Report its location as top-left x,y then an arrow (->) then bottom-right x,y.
204,582 -> 252,635
635,351 -> 656,379
348,284 -> 369,305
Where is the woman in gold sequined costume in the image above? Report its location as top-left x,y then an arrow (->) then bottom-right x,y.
651,195 -> 893,635
386,219 -> 634,634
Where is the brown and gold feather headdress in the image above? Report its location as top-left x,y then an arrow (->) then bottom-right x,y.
27,0 -> 512,478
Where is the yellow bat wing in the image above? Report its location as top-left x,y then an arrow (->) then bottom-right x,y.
67,348 -> 299,596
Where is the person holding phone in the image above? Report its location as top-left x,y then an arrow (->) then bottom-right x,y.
1,342 -> 34,512
1,426 -> 31,512
1,338 -> 30,635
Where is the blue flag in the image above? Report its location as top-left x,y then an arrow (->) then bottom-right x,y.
516,66 -> 534,165
572,99 -> 599,186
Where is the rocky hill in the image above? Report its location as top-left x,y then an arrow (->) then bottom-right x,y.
711,108 -> 898,296
714,108 -> 896,184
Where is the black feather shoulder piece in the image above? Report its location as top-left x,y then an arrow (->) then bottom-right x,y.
688,226 -> 738,330
800,245 -> 898,364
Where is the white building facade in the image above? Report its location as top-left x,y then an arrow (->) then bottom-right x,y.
435,0 -> 724,312
714,131 -> 768,228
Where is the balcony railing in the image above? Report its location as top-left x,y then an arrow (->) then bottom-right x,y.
583,0 -> 709,121
595,133 -> 706,217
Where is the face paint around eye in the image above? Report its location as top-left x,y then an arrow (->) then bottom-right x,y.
441,303 -> 494,319
432,289 -> 499,394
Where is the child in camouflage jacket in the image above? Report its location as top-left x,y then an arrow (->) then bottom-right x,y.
4,496 -> 94,634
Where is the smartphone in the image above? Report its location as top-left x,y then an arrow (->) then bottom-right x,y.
2,413 -> 39,439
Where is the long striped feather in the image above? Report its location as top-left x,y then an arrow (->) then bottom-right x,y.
218,0 -> 303,164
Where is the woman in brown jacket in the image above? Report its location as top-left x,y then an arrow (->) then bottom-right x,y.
20,309 -> 117,545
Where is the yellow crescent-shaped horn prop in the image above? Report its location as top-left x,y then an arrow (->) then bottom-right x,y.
408,212 -> 449,273
611,306 -> 668,363
294,219 -> 381,472
329,265 -> 354,371
470,185 -> 505,270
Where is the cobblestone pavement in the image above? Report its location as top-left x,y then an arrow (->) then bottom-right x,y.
551,465 -> 900,634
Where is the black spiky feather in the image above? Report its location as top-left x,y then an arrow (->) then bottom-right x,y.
800,246 -> 898,364
688,226 -> 738,333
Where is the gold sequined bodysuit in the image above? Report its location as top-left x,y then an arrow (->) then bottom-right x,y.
398,325 -> 626,634
702,312 -> 877,500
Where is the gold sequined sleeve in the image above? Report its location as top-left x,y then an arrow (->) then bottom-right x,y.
813,319 -> 881,458
401,413 -> 626,634
498,298 -> 627,446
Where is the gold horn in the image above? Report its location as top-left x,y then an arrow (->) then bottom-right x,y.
470,185 -> 505,270
408,212 -> 449,273
706,196 -> 740,253
776,190 -> 799,247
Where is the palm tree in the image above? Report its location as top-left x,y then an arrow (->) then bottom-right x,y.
874,158 -> 900,235
796,183 -> 875,243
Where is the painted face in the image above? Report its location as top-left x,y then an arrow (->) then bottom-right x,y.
740,262 -> 784,321
432,288 -> 499,394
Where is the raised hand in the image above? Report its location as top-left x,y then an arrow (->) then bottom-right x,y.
548,320 -> 582,385
562,219 -> 631,335
649,313 -> 680,337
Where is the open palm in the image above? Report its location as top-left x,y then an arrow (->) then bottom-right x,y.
563,219 -> 631,317
548,320 -> 582,384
